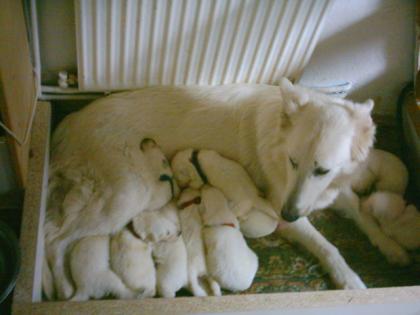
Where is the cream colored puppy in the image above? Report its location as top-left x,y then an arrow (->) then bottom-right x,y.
361,192 -> 420,250
177,189 -> 221,297
144,202 -> 188,298
172,149 -> 279,238
200,186 -> 258,292
110,228 -> 156,298
69,228 -> 155,301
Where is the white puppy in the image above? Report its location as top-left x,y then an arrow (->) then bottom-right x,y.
361,192 -> 420,250
350,149 -> 408,194
110,228 -> 156,298
69,227 -> 155,301
200,186 -> 258,292
69,235 -> 134,301
177,188 -> 221,297
144,202 -> 188,298
172,149 -> 279,238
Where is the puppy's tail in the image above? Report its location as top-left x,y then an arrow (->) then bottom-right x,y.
42,255 -> 55,300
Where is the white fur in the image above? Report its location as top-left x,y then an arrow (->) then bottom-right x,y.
177,188 -> 221,296
132,202 -> 181,243
362,192 -> 420,250
152,236 -> 188,298
47,79 -> 374,291
350,149 -> 408,194
45,139 -> 174,299
200,186 -> 258,292
69,235 -> 133,301
110,229 -> 156,298
330,149 -> 412,266
141,202 -> 188,298
172,149 -> 279,238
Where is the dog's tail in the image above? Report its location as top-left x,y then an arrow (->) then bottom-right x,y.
42,255 -> 55,300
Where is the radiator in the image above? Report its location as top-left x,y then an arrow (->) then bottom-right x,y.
75,0 -> 331,91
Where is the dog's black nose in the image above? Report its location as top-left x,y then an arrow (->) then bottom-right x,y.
281,210 -> 300,222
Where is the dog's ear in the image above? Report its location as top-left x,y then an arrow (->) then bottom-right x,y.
279,77 -> 309,115
350,99 -> 376,163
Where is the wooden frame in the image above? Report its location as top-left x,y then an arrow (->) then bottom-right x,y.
12,102 -> 420,314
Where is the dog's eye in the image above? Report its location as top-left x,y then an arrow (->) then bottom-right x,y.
289,157 -> 298,170
313,167 -> 329,176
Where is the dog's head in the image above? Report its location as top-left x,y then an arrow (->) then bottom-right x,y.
278,78 -> 376,222
171,149 -> 205,189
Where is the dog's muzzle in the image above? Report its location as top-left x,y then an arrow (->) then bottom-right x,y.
281,209 -> 300,222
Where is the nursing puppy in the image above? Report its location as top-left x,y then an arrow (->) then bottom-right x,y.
49,78 -> 375,291
362,192 -> 420,250
177,189 -> 221,297
45,138 -> 176,300
172,149 -> 279,238
69,229 -> 155,301
146,202 -> 188,298
200,186 -> 258,292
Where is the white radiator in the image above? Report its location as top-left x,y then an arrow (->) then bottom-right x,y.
75,0 -> 331,91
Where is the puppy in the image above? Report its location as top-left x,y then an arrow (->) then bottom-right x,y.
132,202 -> 181,243
361,192 -> 420,250
177,188 -> 221,297
145,202 -> 188,298
200,186 -> 258,292
350,149 -> 408,195
172,149 -> 279,238
69,229 -> 155,301
110,228 -> 156,298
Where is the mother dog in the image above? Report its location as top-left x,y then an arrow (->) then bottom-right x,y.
47,78 -> 374,298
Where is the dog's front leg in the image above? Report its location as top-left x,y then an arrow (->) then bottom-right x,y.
278,217 -> 366,290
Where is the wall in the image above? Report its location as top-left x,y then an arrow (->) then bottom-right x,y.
300,0 -> 415,115
36,0 -> 415,115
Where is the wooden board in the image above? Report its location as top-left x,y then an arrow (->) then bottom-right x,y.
0,0 -> 37,187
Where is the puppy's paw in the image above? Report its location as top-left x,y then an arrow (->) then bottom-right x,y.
57,279 -> 75,300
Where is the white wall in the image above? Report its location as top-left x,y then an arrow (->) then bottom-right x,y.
36,0 -> 415,115
300,0 -> 415,115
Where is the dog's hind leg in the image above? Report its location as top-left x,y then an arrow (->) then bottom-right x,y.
334,188 -> 410,266
279,217 -> 366,290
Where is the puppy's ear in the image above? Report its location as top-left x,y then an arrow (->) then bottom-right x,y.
279,77 -> 309,115
140,138 -> 157,151
350,99 -> 376,163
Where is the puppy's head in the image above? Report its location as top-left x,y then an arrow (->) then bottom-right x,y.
171,149 -> 205,189
200,186 -> 239,228
140,138 -> 179,199
278,79 -> 376,222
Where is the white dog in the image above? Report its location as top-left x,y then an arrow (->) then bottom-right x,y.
172,149 -> 279,238
200,186 -> 258,292
69,228 -> 155,301
331,149 -> 412,265
361,192 -> 420,250
45,138 -> 175,299
177,188 -> 221,297
48,78 -> 375,291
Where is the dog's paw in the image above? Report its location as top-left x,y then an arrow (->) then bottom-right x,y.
335,272 -> 367,290
383,245 -> 411,266
56,279 -> 75,300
